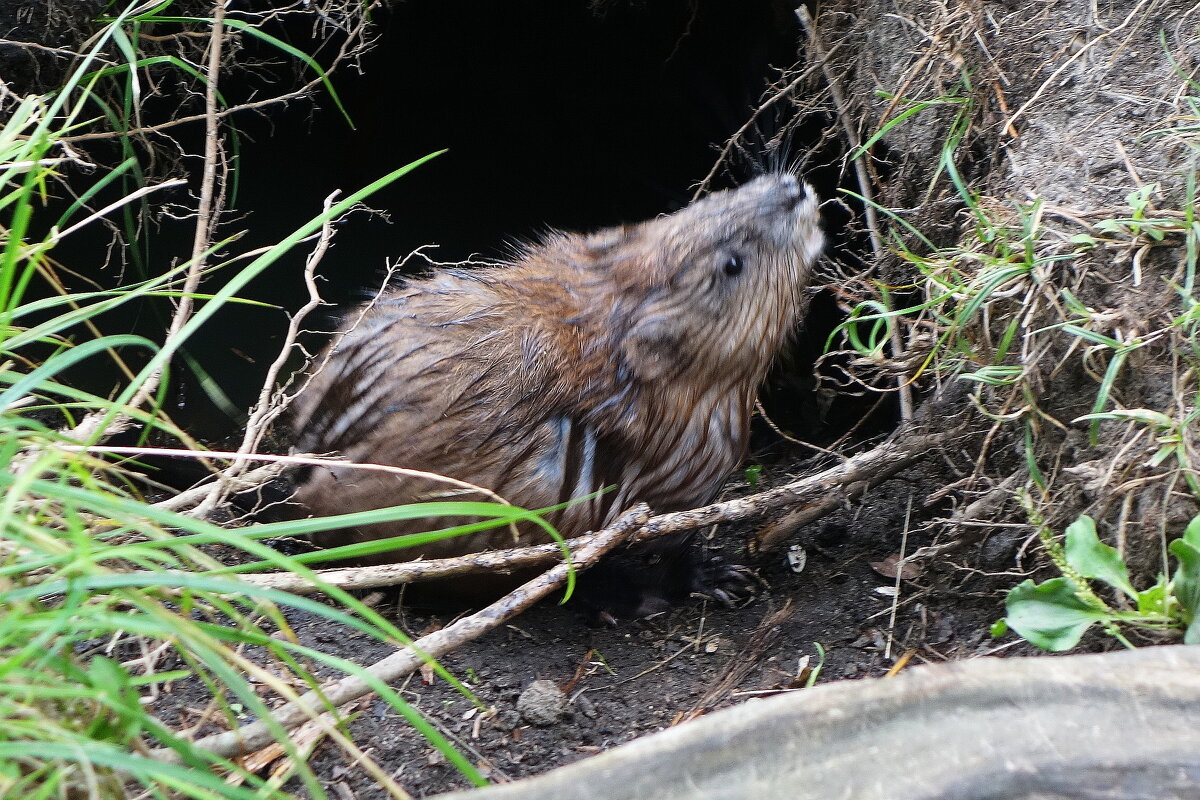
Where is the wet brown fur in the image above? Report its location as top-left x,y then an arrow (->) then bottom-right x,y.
291,175 -> 824,611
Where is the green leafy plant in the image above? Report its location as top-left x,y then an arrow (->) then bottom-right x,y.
1092,183 -> 1187,242
837,62 -> 1200,666
744,463 -> 763,487
1000,514 -> 1200,651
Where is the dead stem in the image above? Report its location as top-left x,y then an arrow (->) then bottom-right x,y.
147,504 -> 650,765
191,191 -> 341,517
220,426 -> 949,594
796,6 -> 913,422
53,446 -> 514,510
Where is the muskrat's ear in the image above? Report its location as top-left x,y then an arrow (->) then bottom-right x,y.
623,318 -> 681,382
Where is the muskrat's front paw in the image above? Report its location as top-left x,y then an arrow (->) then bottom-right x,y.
691,559 -> 764,607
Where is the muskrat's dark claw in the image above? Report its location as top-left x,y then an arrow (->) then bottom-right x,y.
594,609 -> 619,628
692,560 -> 764,607
695,587 -> 738,607
710,562 -> 766,588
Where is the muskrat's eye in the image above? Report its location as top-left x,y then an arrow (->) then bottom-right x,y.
723,255 -> 744,277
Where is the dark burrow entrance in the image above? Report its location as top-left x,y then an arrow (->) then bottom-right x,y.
122,0 -> 891,446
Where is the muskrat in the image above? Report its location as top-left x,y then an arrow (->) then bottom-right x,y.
290,173 -> 824,617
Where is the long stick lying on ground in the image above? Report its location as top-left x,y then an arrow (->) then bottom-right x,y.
148,504 -> 650,765
240,538 -> 594,593
236,428 -> 949,595
642,430 -> 945,552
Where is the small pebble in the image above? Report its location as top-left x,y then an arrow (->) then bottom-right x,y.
492,709 -> 522,732
516,679 -> 567,726
575,693 -> 597,719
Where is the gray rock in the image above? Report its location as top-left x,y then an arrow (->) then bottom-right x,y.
516,679 -> 567,727
438,647 -> 1200,800
491,709 -> 521,733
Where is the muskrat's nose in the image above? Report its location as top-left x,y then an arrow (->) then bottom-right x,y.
776,174 -> 806,208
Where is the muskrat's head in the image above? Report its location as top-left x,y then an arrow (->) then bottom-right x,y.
583,174 -> 824,387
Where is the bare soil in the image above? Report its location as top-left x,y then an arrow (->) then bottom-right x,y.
164,450 -> 1054,799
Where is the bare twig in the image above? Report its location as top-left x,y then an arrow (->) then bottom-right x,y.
238,539 -> 594,594
753,399 -> 846,458
226,426 -> 949,594
56,446 -> 513,509
654,428 -> 945,552
795,6 -> 914,423
152,1 -> 228,391
242,191 -> 340,452
148,504 -> 651,764
0,38 -> 98,60
191,190 -> 341,517
151,462 -> 285,513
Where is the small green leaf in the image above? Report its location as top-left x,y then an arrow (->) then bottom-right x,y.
1126,183 -> 1158,213
1087,408 -> 1172,427
1064,515 -> 1135,599
744,464 -> 763,487
1184,514 -> 1200,547
1147,444 -> 1175,467
989,618 -> 1008,637
1005,578 -> 1109,651
1061,324 -> 1122,348
1169,533 -> 1200,625
1135,578 -> 1169,615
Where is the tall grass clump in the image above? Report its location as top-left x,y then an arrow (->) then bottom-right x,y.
825,61 -> 1200,652
0,3 -> 543,796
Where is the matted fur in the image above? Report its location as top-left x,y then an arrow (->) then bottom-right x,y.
292,174 -> 825,568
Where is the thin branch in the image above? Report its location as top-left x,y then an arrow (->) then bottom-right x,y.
191,190 -> 341,517
147,504 -> 651,765
650,428 -> 944,551
153,2 -> 228,392
796,6 -> 914,423
238,537 -> 611,594
56,446 -> 514,509
226,426 -> 950,594
242,192 -> 339,453
152,462 -> 285,512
